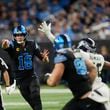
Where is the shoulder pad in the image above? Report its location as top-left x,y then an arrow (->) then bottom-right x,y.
54,54 -> 67,64
56,48 -> 74,59
74,49 -> 90,59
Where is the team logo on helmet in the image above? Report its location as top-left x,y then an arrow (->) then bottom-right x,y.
54,34 -> 72,51
13,25 -> 27,37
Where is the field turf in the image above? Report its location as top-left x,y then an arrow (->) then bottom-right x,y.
2,85 -> 72,110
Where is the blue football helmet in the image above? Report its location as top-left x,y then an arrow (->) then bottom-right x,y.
13,25 -> 27,37
77,38 -> 96,53
54,34 -> 72,51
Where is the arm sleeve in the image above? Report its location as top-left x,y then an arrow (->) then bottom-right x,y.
46,32 -> 55,43
34,42 -> 43,60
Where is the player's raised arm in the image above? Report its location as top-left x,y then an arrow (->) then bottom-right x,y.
38,21 -> 55,43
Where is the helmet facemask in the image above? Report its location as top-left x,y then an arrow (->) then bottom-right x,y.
77,38 -> 96,53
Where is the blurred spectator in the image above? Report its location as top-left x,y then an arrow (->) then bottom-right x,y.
8,10 -> 19,30
36,0 -> 50,21
19,10 -> 33,27
29,4 -> 37,20
100,45 -> 110,84
49,0 -> 64,14
65,20 -> 82,41
0,3 -> 9,30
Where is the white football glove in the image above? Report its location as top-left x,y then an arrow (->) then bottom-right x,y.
6,80 -> 16,95
38,21 -> 55,43
38,21 -> 51,34
45,73 -> 52,77
44,73 -> 52,83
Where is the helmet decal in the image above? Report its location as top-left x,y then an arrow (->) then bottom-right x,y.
54,34 -> 72,51
13,25 -> 27,37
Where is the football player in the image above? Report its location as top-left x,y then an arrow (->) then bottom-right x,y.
2,25 -> 49,110
75,38 -> 110,109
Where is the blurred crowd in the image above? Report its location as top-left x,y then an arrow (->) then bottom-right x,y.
0,0 -> 110,42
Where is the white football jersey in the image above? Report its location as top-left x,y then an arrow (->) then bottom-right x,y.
89,52 -> 104,75
74,49 -> 110,105
74,49 -> 105,75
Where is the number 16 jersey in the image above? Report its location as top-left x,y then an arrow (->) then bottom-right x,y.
5,40 -> 43,79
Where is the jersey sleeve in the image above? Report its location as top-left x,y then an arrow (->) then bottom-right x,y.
74,49 -> 90,60
0,57 -> 8,72
34,41 -> 43,60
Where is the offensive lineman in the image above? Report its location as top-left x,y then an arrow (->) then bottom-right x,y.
44,33 -> 106,110
38,21 -> 110,109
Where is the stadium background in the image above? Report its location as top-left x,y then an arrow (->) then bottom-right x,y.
0,0 -> 110,83
0,0 -> 110,110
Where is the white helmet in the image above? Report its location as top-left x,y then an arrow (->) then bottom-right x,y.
77,38 -> 96,53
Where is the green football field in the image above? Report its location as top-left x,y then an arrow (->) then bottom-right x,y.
2,85 -> 72,110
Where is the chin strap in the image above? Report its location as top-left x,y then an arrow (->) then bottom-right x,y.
17,41 -> 25,44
